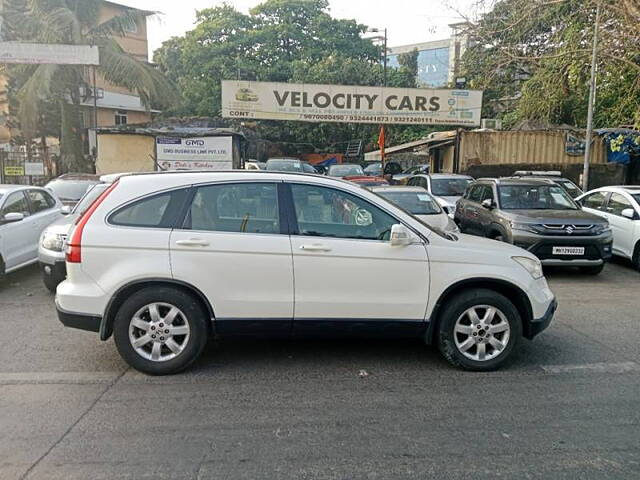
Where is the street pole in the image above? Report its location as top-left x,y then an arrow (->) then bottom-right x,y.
381,28 -> 388,169
582,3 -> 600,191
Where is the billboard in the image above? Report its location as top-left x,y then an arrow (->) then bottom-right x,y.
156,136 -> 233,171
0,42 -> 99,65
222,80 -> 482,126
388,47 -> 450,87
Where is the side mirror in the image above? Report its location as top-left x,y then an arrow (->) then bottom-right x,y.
481,198 -> 494,209
390,224 -> 414,246
3,212 -> 24,223
61,205 -> 72,215
621,208 -> 635,220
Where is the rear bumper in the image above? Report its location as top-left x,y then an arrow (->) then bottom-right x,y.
525,297 -> 557,339
56,302 -> 101,333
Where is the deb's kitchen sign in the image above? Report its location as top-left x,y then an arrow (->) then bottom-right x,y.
222,80 -> 483,126
156,136 -> 233,171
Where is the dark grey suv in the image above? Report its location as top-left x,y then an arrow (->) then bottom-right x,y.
455,178 -> 613,274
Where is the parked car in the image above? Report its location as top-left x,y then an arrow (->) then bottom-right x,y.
511,171 -> 583,198
344,175 -> 389,187
392,164 -> 430,184
39,182 -> 111,292
56,171 -> 556,375
265,158 -> 316,173
576,186 -> 640,270
244,161 -> 266,170
327,163 -> 365,178
369,185 -> 459,233
455,178 -> 612,274
363,162 -> 382,176
0,185 -> 62,280
45,173 -> 100,209
407,174 -> 474,216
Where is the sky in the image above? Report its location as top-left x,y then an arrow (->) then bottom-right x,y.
113,0 -> 483,60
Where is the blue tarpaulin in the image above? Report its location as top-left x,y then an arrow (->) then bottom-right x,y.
596,129 -> 640,165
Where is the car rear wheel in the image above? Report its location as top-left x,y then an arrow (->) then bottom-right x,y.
437,289 -> 522,371
113,287 -> 209,375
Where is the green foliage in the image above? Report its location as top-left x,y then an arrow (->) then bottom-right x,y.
154,0 -> 436,154
462,0 -> 640,129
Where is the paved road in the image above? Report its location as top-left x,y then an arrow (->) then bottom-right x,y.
1,261 -> 639,479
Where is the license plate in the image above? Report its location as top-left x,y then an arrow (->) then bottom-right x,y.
552,246 -> 585,255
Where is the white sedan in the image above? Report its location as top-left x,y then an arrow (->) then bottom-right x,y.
369,185 -> 460,233
0,185 -> 62,279
577,186 -> 640,269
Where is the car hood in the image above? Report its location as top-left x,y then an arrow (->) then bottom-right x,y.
415,213 -> 458,232
434,195 -> 461,206
500,209 -> 607,225
43,214 -> 78,235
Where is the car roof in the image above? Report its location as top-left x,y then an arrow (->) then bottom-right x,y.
0,184 -> 29,195
50,173 -> 100,181
413,173 -> 473,179
477,177 -> 556,185
330,163 -> 361,167
583,185 -> 640,194
369,185 -> 427,193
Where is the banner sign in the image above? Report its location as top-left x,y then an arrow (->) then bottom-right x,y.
4,166 -> 24,176
222,80 -> 483,126
24,162 -> 45,176
156,136 -> 233,171
0,42 -> 99,65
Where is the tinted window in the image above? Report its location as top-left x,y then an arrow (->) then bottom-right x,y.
302,163 -> 317,174
631,193 -> 640,206
377,190 -> 441,215
73,184 -> 109,215
607,193 -> 633,217
110,189 -> 188,228
184,183 -> 279,234
499,185 -> 577,210
27,190 -> 55,213
291,184 -> 396,240
581,191 -> 608,210
468,185 -> 483,202
431,178 -> 473,196
45,179 -> 97,201
1,191 -> 30,217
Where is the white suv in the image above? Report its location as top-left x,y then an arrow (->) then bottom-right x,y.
56,171 -> 557,374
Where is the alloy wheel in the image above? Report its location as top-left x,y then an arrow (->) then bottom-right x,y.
453,305 -> 511,361
128,302 -> 191,362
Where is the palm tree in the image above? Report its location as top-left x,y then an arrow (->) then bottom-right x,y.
2,0 -> 179,171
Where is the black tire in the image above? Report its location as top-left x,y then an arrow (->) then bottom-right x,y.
113,287 -> 209,375
42,266 -> 64,293
579,264 -> 604,275
632,243 -> 640,271
437,288 -> 522,371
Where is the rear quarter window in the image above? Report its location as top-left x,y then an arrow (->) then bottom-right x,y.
108,188 -> 189,228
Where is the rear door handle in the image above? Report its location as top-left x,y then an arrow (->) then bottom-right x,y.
175,238 -> 210,247
299,244 -> 331,252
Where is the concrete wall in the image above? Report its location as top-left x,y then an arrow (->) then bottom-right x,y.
95,133 -> 155,174
95,108 -> 151,127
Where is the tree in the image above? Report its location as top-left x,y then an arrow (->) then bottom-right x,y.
154,0 -> 431,154
2,0 -> 178,171
461,0 -> 640,128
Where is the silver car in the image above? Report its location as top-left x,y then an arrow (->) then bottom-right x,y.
407,174 -> 474,217
369,185 -> 459,233
0,185 -> 62,281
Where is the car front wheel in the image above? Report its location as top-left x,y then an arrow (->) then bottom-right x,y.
437,289 -> 522,371
113,287 -> 209,375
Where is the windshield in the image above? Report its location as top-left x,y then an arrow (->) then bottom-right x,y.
46,179 -> 97,201
364,163 -> 381,175
555,179 -> 583,197
431,178 -> 472,196
266,159 -> 303,172
499,184 -> 578,210
328,164 -> 364,177
72,183 -> 109,214
378,191 -> 441,215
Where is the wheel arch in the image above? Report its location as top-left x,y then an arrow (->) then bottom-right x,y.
425,278 -> 534,344
100,278 -> 215,341
487,223 -> 508,240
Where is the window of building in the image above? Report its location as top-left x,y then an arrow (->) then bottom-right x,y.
115,110 -> 128,125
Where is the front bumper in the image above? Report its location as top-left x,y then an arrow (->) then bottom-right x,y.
38,247 -> 65,266
525,297 -> 557,339
56,301 -> 101,333
511,230 -> 612,267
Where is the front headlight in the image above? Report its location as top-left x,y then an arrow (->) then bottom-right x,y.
510,221 -> 536,233
593,223 -> 611,235
41,232 -> 65,252
512,256 -> 543,279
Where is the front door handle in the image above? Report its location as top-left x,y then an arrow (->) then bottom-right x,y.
175,238 -> 210,247
299,244 -> 331,252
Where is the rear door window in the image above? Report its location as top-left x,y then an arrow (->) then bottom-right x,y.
109,189 -> 189,228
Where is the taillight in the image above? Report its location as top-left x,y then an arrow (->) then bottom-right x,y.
66,181 -> 119,263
